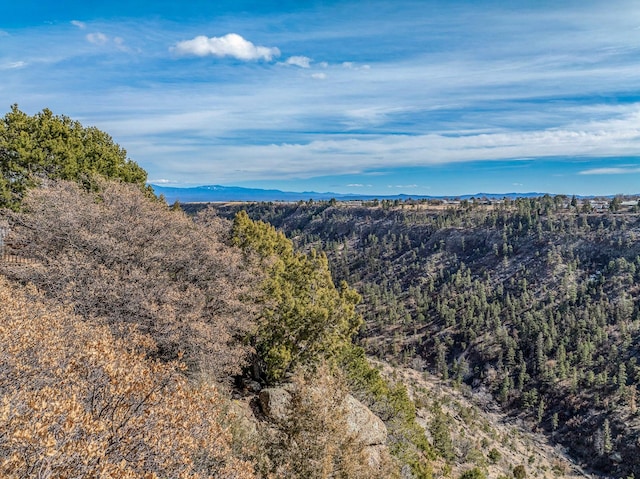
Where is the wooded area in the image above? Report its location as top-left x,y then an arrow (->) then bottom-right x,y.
0,105 -> 148,210
1,106 -> 636,478
210,198 -> 640,477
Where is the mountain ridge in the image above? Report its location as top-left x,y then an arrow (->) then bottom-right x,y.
150,184 -> 615,204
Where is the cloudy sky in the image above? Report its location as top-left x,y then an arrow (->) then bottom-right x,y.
2,0 -> 640,195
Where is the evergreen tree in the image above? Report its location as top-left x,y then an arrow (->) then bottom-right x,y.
232,211 -> 362,382
0,105 -> 148,209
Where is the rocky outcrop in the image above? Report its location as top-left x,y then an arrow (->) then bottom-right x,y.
343,394 -> 387,446
259,386 -> 388,446
258,387 -> 292,422
259,385 -> 389,469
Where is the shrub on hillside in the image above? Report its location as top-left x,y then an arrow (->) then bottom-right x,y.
0,276 -> 254,478
3,180 -> 255,378
0,105 -> 148,210
231,210 -> 362,382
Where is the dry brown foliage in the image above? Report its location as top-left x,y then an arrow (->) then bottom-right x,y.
2,180 -> 255,378
0,276 -> 255,478
250,366 -> 399,479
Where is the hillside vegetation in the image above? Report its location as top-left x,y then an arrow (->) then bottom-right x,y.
2,179 -> 425,477
0,275 -> 255,478
205,198 -> 640,477
0,107 -> 623,478
0,105 -> 147,210
0,107 -> 447,477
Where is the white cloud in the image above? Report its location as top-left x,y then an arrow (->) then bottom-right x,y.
93,85 -> 640,186
579,167 -> 640,175
344,106 -> 406,127
347,183 -> 365,187
81,32 -> 132,51
178,113 -> 640,181
170,33 -> 280,61
285,56 -> 312,68
1,61 -> 27,70
71,20 -> 86,29
112,36 -> 133,52
86,32 -> 108,45
388,184 -> 418,188
8,3 -> 640,191
341,61 -> 370,71
149,178 -> 173,184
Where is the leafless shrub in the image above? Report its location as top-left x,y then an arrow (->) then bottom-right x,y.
2,180 -> 256,379
0,276 -> 255,478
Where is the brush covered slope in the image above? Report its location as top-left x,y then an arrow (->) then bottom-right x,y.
0,274 -> 255,478
1,180 -> 414,478
0,107 -> 417,478
207,197 -> 640,477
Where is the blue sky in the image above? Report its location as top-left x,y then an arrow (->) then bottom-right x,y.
2,0 -> 640,196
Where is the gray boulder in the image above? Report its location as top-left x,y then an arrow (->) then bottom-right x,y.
259,387 -> 292,422
259,386 -> 387,446
343,394 -> 387,446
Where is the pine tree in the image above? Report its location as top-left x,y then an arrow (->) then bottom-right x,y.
0,105 -> 148,209
603,419 -> 613,454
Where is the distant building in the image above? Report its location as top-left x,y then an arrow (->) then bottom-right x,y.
589,200 -> 608,210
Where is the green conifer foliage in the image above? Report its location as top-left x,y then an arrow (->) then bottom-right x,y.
232,210 -> 363,382
0,105 -> 147,209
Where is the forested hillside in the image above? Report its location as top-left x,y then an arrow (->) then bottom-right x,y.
204,198 -> 640,477
0,108 -> 436,478
0,106 -> 625,478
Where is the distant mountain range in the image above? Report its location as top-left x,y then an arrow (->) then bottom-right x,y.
150,184 -> 562,203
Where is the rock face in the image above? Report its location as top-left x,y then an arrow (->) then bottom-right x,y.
343,394 -> 387,446
258,387 -> 292,422
258,386 -> 388,446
